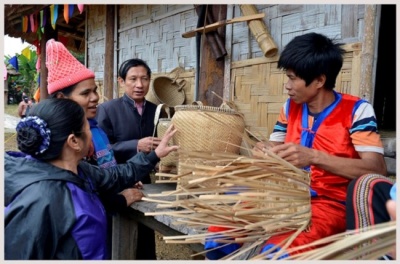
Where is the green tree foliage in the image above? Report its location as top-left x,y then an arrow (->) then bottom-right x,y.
4,42 -> 85,103
4,49 -> 38,101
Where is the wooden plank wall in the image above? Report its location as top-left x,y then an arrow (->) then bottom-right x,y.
230,5 -> 365,61
117,5 -> 197,73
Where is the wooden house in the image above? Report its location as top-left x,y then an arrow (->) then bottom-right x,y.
4,4 -> 396,173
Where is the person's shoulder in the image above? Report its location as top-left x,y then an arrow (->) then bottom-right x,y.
98,97 -> 123,109
145,100 -> 158,109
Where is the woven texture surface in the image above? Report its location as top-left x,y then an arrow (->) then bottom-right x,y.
157,118 -> 177,167
171,105 -> 245,186
149,76 -> 186,107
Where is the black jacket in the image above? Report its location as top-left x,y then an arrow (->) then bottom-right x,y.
4,151 -> 159,260
96,94 -> 158,166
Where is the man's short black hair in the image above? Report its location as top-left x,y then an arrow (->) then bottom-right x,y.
278,33 -> 345,90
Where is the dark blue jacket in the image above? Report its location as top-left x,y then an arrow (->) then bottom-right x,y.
4,150 -> 159,260
96,94 -> 158,167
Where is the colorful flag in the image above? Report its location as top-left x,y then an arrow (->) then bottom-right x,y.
69,5 -> 74,18
22,16 -> 28,32
8,56 -> 19,72
64,4 -> 69,24
22,46 -> 31,61
34,87 -> 40,102
36,56 -> 41,72
30,14 -> 35,32
50,5 -> 58,30
77,4 -> 84,14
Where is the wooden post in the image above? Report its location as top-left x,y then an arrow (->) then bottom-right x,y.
197,5 -> 227,107
360,5 -> 378,103
111,213 -> 139,259
39,22 -> 57,100
104,5 -> 115,101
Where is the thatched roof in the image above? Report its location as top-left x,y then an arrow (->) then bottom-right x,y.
4,4 -> 86,52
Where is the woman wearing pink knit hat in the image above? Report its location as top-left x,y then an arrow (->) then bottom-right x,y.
44,39 -> 159,258
5,97 -> 178,260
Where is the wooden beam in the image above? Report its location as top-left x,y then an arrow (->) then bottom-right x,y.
360,5 -> 377,102
104,6 -> 115,101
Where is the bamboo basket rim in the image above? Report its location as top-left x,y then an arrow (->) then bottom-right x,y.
174,104 -> 242,115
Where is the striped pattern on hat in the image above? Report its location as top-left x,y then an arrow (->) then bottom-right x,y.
46,39 -> 95,94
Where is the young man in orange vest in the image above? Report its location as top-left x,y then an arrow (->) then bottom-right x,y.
255,32 -> 387,258
205,32 -> 387,260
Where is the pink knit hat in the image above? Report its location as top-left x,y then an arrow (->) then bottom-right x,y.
46,39 -> 95,94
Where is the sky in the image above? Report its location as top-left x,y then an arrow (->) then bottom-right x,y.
3,35 -> 32,57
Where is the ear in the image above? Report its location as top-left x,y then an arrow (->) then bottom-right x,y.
55,92 -> 66,99
66,134 -> 82,153
315,74 -> 326,89
117,76 -> 125,86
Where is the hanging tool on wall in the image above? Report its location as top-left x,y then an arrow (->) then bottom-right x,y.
182,13 -> 265,38
239,5 -> 278,57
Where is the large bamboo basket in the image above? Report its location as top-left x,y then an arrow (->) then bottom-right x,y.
171,103 -> 246,187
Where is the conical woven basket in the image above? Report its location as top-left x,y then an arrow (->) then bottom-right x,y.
150,76 -> 186,107
171,104 -> 246,187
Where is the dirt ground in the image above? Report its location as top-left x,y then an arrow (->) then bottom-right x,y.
155,232 -> 200,260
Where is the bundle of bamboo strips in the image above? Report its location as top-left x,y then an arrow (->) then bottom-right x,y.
280,221 -> 396,260
146,143 -> 311,259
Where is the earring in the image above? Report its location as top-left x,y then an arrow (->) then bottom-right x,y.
76,148 -> 82,153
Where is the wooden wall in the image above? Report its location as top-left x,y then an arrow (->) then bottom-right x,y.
231,42 -> 362,137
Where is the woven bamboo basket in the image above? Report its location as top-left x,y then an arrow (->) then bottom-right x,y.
149,76 -> 186,107
171,103 -> 246,187
152,104 -> 178,177
157,118 -> 177,168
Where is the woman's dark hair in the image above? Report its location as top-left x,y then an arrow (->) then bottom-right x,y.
118,58 -> 151,80
49,83 -> 77,98
17,98 -> 86,161
278,32 -> 345,90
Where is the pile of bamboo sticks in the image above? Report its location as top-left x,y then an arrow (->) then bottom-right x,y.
145,147 -> 312,259
284,221 -> 396,260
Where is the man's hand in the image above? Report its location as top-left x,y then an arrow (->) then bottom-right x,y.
269,142 -> 316,168
154,124 -> 179,158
